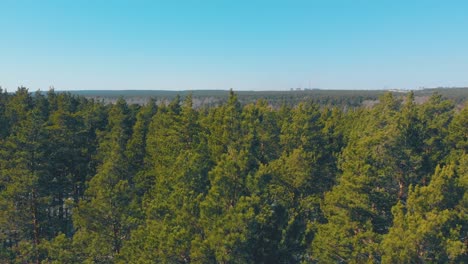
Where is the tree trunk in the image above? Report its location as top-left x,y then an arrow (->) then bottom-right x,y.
398,179 -> 405,200
31,189 -> 40,264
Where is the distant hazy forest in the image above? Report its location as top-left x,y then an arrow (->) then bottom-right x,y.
68,87 -> 468,108
0,87 -> 466,263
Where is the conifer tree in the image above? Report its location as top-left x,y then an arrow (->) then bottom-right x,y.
418,93 -> 454,173
0,87 -> 10,139
381,156 -> 467,263
72,98 -> 137,263
203,90 -> 243,161
121,95 -> 210,263
241,100 -> 281,164
312,93 -> 402,263
4,87 -> 33,133
447,103 -> 468,159
0,106 -> 49,263
126,98 -> 157,197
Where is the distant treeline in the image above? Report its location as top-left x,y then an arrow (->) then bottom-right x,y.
0,87 -> 466,263
59,87 -> 468,108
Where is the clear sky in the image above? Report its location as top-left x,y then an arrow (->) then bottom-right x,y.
1,0 -> 467,91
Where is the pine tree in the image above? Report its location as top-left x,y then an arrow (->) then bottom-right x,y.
4,87 -> 33,134
381,157 -> 467,263
126,98 -> 157,197
203,89 -> 243,162
44,95 -> 88,237
0,106 -> 49,263
392,91 -> 424,200
0,87 -> 10,138
418,93 -> 454,173
241,100 -> 281,164
121,95 -> 210,263
312,93 -> 402,263
197,148 -> 255,263
72,98 -> 137,263
447,102 -> 468,159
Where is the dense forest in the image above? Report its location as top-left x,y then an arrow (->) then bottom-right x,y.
0,87 -> 466,263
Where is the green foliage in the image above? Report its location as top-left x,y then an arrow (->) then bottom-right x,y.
381,158 -> 467,263
0,89 -> 466,263
72,98 -> 139,263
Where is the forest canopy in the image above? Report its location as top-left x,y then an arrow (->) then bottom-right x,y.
0,87 -> 466,263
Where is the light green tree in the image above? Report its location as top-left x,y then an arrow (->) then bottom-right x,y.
382,156 -> 467,263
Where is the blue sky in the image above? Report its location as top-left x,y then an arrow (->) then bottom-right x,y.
1,0 -> 467,91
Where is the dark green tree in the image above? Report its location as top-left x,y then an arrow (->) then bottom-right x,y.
0,107 -> 49,263
121,95 -> 210,263
72,98 -> 137,263
312,93 -> 402,263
